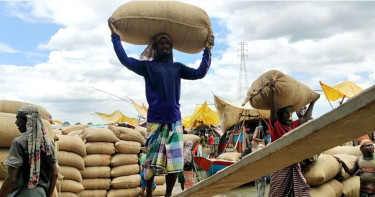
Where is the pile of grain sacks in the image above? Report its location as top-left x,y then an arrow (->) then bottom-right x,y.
303,145 -> 363,197
55,135 -> 86,197
153,175 -> 167,196
80,127 -> 120,197
107,125 -> 144,197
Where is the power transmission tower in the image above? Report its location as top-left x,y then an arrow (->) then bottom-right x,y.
237,42 -> 248,100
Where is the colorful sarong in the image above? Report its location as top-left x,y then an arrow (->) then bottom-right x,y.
269,163 -> 311,197
144,120 -> 183,180
183,170 -> 195,189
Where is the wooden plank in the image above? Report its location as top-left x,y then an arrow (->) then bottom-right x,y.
176,85 -> 375,197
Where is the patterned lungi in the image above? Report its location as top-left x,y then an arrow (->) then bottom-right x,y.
144,120 -> 184,180
269,163 -> 311,197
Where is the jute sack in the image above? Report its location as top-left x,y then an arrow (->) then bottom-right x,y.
111,1 -> 213,54
59,166 -> 82,182
52,129 -> 62,141
153,185 -> 166,196
217,152 -> 242,162
242,70 -> 320,112
341,176 -> 360,197
115,141 -> 141,154
84,154 -> 111,167
79,190 -> 107,197
85,142 -> 115,155
111,164 -> 140,177
82,166 -> 111,179
0,149 -> 9,179
111,154 -> 139,166
334,154 -> 358,180
310,179 -> 343,197
183,134 -> 200,149
81,178 -> 111,190
56,179 -> 84,193
57,151 -> 85,171
324,146 -> 362,157
107,187 -> 142,197
56,135 -> 86,157
303,154 -> 341,186
0,113 -> 54,147
59,192 -> 79,197
154,176 -> 166,185
62,125 -> 89,135
134,126 -> 147,138
111,174 -> 141,189
108,125 -> 145,146
66,129 -> 84,139
82,128 -> 119,143
0,100 -> 53,123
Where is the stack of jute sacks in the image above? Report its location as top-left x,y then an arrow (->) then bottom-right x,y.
107,125 -> 144,197
55,135 -> 86,197
80,127 -> 120,197
0,100 -> 56,194
302,145 -> 363,197
153,175 -> 167,196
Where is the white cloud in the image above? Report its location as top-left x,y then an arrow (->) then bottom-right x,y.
2,1 -> 375,125
0,42 -> 18,53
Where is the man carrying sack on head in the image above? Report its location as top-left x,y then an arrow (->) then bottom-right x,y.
108,17 -> 214,197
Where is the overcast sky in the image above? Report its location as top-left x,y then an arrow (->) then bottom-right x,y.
1,1 -> 375,124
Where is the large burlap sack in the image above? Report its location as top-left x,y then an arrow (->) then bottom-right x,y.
82,128 -> 119,143
56,179 -> 84,193
84,154 -> 111,167
154,176 -> 166,185
334,154 -> 358,180
115,141 -> 141,154
111,154 -> 139,166
59,192 -> 79,197
324,146 -> 362,157
111,1 -> 213,54
341,176 -> 360,197
153,185 -> 166,196
134,126 -> 147,138
0,100 -> 53,123
303,154 -> 341,186
82,166 -> 111,179
0,113 -> 54,147
111,164 -> 140,177
66,129 -> 84,139
310,179 -> 343,197
57,151 -> 85,170
107,187 -> 142,197
85,142 -> 115,155
59,166 -> 82,182
79,190 -> 107,197
217,152 -> 242,162
183,134 -> 200,149
111,174 -> 141,189
62,125 -> 89,135
52,129 -> 62,141
0,149 -> 9,179
242,70 -> 320,112
108,125 -> 145,146
56,135 -> 86,157
82,178 -> 111,190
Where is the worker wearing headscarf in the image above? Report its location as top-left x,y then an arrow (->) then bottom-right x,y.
0,105 -> 58,197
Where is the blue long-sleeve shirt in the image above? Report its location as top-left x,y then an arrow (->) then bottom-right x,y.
111,34 -> 211,123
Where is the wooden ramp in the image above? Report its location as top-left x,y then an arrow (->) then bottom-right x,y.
176,85 -> 375,197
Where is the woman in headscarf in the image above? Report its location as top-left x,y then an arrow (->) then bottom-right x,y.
0,105 -> 58,197
183,141 -> 196,190
108,17 -> 214,197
